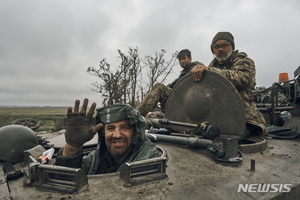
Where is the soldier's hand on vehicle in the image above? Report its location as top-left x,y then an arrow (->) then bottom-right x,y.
63,98 -> 103,156
190,64 -> 208,82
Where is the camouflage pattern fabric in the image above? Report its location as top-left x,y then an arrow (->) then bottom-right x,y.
145,111 -> 165,127
137,61 -> 203,116
145,111 -> 165,120
137,83 -> 172,117
254,86 -> 271,103
208,50 -> 268,136
255,86 -> 292,105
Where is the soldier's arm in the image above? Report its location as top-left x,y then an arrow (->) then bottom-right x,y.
56,147 -> 83,168
56,146 -> 95,175
209,58 -> 255,91
190,63 -> 208,82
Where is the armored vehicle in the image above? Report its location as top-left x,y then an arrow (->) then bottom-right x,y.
1,68 -> 300,200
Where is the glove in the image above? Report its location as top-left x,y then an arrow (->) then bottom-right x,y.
65,112 -> 95,147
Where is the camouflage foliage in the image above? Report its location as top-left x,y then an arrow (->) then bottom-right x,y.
255,86 -> 293,105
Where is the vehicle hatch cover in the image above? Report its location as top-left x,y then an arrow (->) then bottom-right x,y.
165,71 -> 246,138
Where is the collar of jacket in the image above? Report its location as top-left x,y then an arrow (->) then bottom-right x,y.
95,136 -> 141,172
180,61 -> 200,74
210,50 -> 239,68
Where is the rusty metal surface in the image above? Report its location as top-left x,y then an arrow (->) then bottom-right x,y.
165,72 -> 246,138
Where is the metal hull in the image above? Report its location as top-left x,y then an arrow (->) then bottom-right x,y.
1,136 -> 300,200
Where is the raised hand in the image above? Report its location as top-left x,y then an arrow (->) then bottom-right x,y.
65,98 -> 102,147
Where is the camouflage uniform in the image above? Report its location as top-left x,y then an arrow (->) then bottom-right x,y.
208,50 -> 268,136
255,86 -> 292,105
137,61 -> 203,117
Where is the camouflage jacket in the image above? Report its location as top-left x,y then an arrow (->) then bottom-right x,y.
208,50 -> 267,136
168,61 -> 204,89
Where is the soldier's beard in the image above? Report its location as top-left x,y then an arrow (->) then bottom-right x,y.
215,50 -> 232,63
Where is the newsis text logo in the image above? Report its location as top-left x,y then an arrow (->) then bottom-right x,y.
237,184 -> 292,193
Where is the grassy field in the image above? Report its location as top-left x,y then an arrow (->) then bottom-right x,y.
0,107 -> 68,131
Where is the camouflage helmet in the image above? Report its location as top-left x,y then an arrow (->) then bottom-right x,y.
0,125 -> 38,163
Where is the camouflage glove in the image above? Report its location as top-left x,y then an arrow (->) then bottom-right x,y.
65,112 -> 95,147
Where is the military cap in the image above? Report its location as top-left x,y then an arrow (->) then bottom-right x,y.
211,32 -> 235,53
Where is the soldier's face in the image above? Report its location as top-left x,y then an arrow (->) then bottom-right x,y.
105,119 -> 135,159
213,39 -> 233,64
178,56 -> 192,68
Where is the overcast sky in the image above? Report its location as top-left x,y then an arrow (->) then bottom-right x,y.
1,0 -> 299,107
